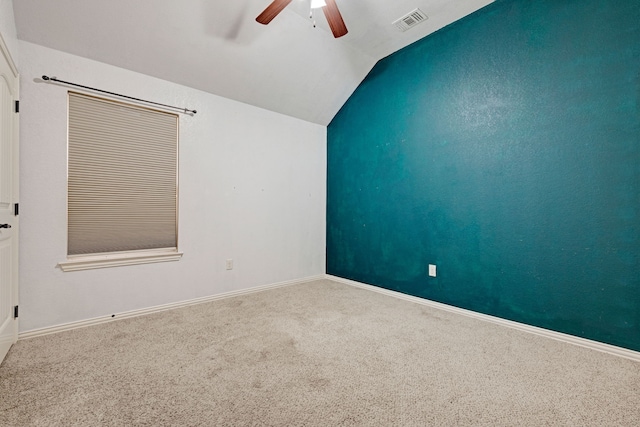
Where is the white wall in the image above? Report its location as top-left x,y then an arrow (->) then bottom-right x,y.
0,0 -> 19,66
18,41 -> 327,332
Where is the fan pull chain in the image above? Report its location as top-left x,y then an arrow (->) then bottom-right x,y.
310,5 -> 317,28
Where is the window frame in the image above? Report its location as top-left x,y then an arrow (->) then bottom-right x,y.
59,91 -> 183,272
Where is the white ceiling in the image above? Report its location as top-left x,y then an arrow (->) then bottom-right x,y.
13,0 -> 493,125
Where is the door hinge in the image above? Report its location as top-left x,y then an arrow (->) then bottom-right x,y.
14,100 -> 19,113
14,203 -> 18,216
13,305 -> 18,319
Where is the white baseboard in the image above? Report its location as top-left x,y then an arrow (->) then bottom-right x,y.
18,275 -> 325,340
326,274 -> 640,363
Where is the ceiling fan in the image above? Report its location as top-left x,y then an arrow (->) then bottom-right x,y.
256,0 -> 348,38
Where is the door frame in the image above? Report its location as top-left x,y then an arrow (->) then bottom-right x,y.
0,30 -> 19,365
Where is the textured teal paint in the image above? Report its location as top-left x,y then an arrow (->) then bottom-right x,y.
327,0 -> 640,351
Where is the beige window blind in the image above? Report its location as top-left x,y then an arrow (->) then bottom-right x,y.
68,92 -> 178,256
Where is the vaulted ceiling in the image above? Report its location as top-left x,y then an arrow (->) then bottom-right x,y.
13,0 -> 493,125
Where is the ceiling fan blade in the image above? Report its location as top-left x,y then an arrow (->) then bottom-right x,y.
256,0 -> 293,25
322,0 -> 348,38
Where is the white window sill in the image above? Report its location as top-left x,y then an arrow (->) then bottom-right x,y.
58,248 -> 183,272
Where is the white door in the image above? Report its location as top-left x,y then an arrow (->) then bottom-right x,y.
0,34 -> 19,365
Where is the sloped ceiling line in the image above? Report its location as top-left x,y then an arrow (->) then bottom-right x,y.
14,0 -> 493,125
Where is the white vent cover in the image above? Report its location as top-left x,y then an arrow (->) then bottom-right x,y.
393,8 -> 428,32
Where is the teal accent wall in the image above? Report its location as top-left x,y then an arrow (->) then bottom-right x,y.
327,0 -> 640,351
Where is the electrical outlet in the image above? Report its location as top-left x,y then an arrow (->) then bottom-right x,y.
226,259 -> 233,270
428,264 -> 436,277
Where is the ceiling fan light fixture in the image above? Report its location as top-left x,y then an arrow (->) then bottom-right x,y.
256,0 -> 347,38
310,0 -> 327,9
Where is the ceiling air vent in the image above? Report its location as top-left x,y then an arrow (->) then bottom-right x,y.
393,8 -> 428,32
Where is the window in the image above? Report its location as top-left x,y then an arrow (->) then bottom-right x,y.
59,92 -> 182,271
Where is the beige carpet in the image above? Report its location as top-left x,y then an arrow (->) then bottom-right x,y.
1,279 -> 639,426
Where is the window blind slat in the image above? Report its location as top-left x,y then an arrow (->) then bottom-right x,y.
68,92 -> 179,256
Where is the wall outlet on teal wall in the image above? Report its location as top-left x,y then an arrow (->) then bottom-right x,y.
429,264 -> 437,277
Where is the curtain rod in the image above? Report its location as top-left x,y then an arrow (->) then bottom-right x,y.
41,75 -> 197,115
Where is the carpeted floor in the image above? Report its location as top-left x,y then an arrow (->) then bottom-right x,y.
1,279 -> 639,426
